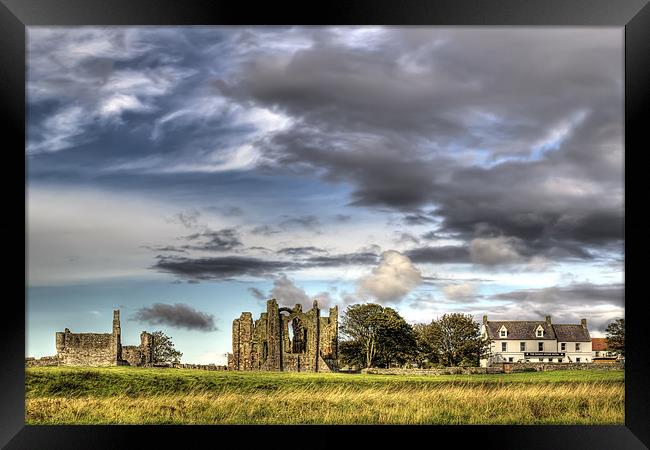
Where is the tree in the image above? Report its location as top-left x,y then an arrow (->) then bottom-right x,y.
339,303 -> 416,368
417,314 -> 488,367
338,339 -> 365,369
152,330 -> 183,363
413,322 -> 440,367
605,318 -> 625,356
374,307 -> 417,368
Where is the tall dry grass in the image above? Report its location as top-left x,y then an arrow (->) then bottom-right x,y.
26,380 -> 623,425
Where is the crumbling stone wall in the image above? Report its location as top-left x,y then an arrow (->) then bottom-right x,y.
172,363 -> 228,370
49,310 -> 154,367
228,299 -> 338,372
25,356 -> 61,367
56,330 -> 116,367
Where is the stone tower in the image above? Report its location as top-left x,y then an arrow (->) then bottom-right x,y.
112,309 -> 122,364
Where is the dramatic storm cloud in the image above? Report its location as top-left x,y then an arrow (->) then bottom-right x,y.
26,27 -> 624,363
132,303 -> 217,331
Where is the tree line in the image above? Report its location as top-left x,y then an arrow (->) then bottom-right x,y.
338,303 -> 626,369
150,306 -> 625,367
339,303 -> 489,369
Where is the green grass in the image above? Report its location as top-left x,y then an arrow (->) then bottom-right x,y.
25,367 -> 624,425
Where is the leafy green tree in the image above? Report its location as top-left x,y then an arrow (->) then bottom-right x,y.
338,339 -> 365,369
152,330 -> 183,363
413,322 -> 440,367
374,307 -> 417,368
605,318 -> 625,356
417,313 -> 488,367
339,303 -> 416,368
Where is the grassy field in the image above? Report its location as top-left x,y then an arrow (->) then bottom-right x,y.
25,367 -> 624,425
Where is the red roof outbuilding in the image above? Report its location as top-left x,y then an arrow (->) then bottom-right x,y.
592,337 -> 607,351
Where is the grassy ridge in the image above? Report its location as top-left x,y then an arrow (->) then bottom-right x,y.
25,367 -> 624,425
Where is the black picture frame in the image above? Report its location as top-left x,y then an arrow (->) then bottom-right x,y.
2,0 -> 648,448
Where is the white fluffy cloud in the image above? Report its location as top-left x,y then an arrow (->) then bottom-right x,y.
358,250 -> 421,303
442,282 -> 476,300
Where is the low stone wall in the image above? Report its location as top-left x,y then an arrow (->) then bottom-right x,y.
362,367 -> 504,375
362,362 -> 623,375
25,356 -> 60,367
172,363 -> 228,371
505,362 -> 624,373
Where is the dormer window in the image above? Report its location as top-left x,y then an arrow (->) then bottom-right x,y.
499,326 -> 508,338
536,325 -> 544,337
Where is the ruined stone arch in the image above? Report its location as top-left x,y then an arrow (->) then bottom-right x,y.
280,306 -> 309,354
229,299 -> 339,372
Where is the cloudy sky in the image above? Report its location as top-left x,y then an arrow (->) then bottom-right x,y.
26,27 -> 624,364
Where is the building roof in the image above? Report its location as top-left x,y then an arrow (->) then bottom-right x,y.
485,321 -> 556,340
592,337 -> 607,351
553,324 -> 591,342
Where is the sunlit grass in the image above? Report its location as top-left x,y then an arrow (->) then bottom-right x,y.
25,367 -> 624,425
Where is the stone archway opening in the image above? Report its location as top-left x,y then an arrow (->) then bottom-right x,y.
290,317 -> 307,354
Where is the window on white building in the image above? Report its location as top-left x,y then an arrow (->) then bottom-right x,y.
538,342 -> 544,351
508,357 -> 513,362
538,358 -> 543,362
501,342 -> 507,352
561,343 -> 566,351
576,343 -> 581,351
500,328 -> 507,337
576,358 -> 581,362
520,342 -> 525,351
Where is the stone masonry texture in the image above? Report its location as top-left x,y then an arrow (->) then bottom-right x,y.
228,299 -> 338,372
27,310 -> 154,367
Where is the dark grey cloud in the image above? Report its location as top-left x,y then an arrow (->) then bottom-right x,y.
405,245 -> 471,264
248,287 -> 266,301
303,251 -> 379,268
277,246 -> 327,256
403,213 -> 437,226
27,27 -> 623,278
490,283 -> 624,305
153,255 -> 296,280
484,283 -> 624,333
182,227 -> 243,252
152,249 -> 380,280
131,302 -> 217,331
214,28 -> 622,263
142,245 -> 188,254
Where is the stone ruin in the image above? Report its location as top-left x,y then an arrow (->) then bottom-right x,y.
27,310 -> 154,367
228,298 -> 338,372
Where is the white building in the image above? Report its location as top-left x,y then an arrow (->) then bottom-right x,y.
480,315 -> 592,367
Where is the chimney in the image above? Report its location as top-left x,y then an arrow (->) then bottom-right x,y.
581,318 -> 587,328
546,315 -> 552,325
483,315 -> 488,325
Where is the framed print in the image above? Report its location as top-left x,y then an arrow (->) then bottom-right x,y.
2,0 -> 648,448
